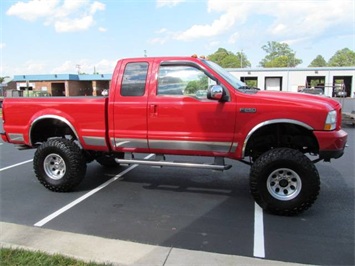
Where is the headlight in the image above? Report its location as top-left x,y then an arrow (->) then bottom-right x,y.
324,110 -> 337,130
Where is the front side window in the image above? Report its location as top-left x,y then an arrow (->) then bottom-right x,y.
121,62 -> 148,96
157,65 -> 216,99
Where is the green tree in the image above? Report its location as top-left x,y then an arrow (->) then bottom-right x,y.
0,76 -> 9,83
308,55 -> 327,67
328,48 -> 355,66
260,41 -> 302,67
208,48 -> 251,68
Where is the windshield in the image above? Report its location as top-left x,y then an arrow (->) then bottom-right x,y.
203,60 -> 246,90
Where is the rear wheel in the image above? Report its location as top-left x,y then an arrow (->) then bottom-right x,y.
250,148 -> 320,215
34,139 -> 86,192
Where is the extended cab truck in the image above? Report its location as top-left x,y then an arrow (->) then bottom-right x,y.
1,56 -> 348,215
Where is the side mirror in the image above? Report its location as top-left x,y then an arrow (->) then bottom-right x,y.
101,89 -> 108,96
207,85 -> 226,101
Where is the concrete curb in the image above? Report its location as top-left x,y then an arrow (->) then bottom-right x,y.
0,222 -> 306,266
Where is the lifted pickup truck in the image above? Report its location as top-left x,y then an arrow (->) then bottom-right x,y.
1,56 -> 348,215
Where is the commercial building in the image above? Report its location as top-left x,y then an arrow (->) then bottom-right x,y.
9,74 -> 111,97
228,66 -> 355,97
6,66 -> 355,98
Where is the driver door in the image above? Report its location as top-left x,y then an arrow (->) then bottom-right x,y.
147,62 -> 237,155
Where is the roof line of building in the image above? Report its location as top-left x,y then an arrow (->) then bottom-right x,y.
227,66 -> 355,72
13,74 -> 112,82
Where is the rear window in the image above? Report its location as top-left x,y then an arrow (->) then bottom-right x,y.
121,62 -> 148,96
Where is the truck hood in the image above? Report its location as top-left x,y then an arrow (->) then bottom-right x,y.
254,90 -> 341,111
238,90 -> 343,131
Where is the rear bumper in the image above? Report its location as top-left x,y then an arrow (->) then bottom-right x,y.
314,129 -> 348,160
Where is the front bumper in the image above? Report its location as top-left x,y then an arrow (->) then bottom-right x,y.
314,129 -> 348,160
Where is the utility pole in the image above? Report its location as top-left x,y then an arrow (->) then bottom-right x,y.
76,64 -> 81,74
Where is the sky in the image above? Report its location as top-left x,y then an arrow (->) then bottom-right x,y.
0,0 -> 354,79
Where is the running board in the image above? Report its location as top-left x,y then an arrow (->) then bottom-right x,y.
115,155 -> 232,171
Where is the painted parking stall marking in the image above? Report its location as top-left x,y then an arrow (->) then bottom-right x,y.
0,159 -> 33,172
34,154 -> 154,227
253,203 -> 265,258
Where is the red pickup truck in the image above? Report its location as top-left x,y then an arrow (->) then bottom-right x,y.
1,56 -> 348,215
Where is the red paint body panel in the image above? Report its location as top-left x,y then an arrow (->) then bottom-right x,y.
2,97 -> 108,151
1,56 -> 348,161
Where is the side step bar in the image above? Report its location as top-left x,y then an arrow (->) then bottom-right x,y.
115,155 -> 232,171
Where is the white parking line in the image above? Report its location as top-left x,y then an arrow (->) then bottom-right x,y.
34,154 -> 155,227
0,159 -> 33,172
253,203 -> 265,258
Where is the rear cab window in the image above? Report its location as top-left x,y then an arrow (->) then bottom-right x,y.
121,62 -> 148,96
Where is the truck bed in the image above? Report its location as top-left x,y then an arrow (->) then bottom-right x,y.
2,96 -> 109,150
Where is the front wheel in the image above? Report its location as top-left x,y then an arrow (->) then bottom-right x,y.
249,148 -> 320,215
33,139 -> 87,192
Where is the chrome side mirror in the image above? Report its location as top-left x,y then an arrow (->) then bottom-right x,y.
207,85 -> 224,101
101,89 -> 108,96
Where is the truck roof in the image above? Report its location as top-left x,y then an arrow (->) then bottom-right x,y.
118,56 -> 206,62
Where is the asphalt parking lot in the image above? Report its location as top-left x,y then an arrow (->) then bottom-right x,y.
0,119 -> 354,265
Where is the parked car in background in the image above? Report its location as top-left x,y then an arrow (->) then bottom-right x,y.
32,91 -> 51,97
336,91 -> 347,97
299,87 -> 324,95
333,84 -> 347,97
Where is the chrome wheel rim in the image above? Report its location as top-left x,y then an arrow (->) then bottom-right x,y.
44,153 -> 66,180
267,168 -> 302,201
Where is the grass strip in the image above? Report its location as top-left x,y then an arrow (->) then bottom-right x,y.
0,247 -> 111,266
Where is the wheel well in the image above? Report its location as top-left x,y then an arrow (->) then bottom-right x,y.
244,123 -> 319,159
30,118 -> 77,146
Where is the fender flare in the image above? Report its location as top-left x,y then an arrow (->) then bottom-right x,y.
29,115 -> 80,146
241,119 -> 314,158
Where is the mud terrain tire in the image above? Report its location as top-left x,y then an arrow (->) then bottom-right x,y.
34,139 -> 86,192
250,148 -> 320,215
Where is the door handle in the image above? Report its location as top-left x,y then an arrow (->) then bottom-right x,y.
149,104 -> 158,117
